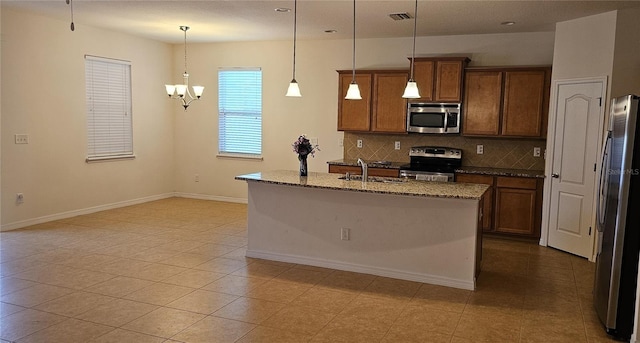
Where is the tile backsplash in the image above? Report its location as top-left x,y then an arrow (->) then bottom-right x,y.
344,132 -> 546,170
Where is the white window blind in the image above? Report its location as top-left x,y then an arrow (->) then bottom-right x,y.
85,55 -> 134,162
218,67 -> 262,157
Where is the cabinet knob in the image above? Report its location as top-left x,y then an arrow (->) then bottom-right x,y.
551,173 -> 559,178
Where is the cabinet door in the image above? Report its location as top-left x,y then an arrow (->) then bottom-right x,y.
501,70 -> 546,137
412,60 -> 435,102
434,60 -> 464,102
456,174 -> 494,232
338,73 -> 372,131
463,71 -> 502,136
494,187 -> 537,236
372,73 -> 409,133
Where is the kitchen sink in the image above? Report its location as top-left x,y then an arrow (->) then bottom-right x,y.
338,175 -> 407,184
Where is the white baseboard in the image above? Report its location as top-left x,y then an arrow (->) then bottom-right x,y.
1,193 -> 175,231
246,249 -> 475,290
175,192 -> 248,204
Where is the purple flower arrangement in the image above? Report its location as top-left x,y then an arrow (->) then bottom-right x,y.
292,135 -> 319,157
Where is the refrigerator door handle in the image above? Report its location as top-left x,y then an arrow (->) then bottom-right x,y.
596,132 -> 612,230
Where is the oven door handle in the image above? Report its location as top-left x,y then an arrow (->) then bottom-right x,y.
443,110 -> 449,132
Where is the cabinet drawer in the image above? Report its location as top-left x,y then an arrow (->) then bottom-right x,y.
456,174 -> 494,185
496,177 -> 537,190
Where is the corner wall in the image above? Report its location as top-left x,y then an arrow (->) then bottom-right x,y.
1,8 -> 175,229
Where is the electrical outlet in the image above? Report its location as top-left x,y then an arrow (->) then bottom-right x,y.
15,134 -> 29,144
339,138 -> 344,147
533,147 -> 541,157
357,140 -> 363,148
476,145 -> 484,155
394,141 -> 401,150
16,193 -> 24,204
341,228 -> 350,241
195,174 -> 200,182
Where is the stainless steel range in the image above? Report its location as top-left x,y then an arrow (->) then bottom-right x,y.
400,146 -> 462,182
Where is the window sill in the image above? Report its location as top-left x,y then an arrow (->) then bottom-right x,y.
217,153 -> 263,161
86,154 -> 136,163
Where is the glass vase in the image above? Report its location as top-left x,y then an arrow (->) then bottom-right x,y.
299,154 -> 308,176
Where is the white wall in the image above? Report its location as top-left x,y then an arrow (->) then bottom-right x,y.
173,32 -> 555,201
1,8 -> 175,229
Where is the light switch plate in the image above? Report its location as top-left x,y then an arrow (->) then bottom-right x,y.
533,147 -> 541,157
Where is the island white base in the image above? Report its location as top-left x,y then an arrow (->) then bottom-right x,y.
246,181 -> 482,290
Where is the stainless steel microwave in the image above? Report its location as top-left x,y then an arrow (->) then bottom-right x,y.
407,103 -> 461,134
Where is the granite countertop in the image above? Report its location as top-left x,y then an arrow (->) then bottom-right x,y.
455,166 -> 545,179
236,170 -> 489,200
327,159 -> 545,179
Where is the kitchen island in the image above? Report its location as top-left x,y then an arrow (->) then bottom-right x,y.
235,170 -> 489,290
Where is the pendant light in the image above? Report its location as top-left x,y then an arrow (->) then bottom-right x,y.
345,0 -> 361,100
286,0 -> 302,97
402,0 -> 421,99
165,26 -> 204,111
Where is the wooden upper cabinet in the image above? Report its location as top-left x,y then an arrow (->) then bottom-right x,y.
338,72 -> 372,131
435,60 -> 466,102
462,66 -> 551,138
412,57 -> 469,103
501,70 -> 547,137
337,70 -> 408,133
463,71 -> 503,136
412,60 -> 435,101
372,73 -> 409,133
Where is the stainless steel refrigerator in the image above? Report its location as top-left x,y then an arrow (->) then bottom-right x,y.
595,94 -> 640,341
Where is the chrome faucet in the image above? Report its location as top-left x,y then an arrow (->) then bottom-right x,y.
357,158 -> 368,182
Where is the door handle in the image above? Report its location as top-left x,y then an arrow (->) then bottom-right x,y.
551,173 -> 559,178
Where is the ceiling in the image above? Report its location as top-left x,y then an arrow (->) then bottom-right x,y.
4,1 -> 640,44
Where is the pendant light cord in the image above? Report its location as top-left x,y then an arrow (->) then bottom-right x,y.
66,0 -> 75,31
183,27 -> 188,75
351,0 -> 356,83
292,0 -> 297,80
410,0 -> 417,81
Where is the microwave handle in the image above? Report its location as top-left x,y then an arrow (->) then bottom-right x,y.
443,110 -> 449,132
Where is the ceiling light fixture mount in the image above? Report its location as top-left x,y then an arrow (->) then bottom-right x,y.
402,0 -> 420,99
165,25 -> 204,111
345,0 -> 361,100
286,0 -> 302,97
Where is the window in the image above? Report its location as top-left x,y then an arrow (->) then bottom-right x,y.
85,55 -> 134,162
218,67 -> 262,157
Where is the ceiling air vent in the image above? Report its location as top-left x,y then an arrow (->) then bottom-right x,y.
389,12 -> 413,21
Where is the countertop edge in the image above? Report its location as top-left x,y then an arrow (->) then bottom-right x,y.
236,171 -> 489,200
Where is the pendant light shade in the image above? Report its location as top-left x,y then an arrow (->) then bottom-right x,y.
403,0 -> 421,99
286,80 -> 302,97
345,82 -> 362,100
402,80 -> 420,98
286,0 -> 302,97
345,0 -> 361,100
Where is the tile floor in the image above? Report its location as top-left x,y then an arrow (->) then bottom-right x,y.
0,197 -> 622,342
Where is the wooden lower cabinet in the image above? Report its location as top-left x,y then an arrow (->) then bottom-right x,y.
457,174 -> 542,238
494,177 -> 543,238
328,165 -> 400,178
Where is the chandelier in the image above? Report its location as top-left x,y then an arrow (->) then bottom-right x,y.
165,26 -> 204,111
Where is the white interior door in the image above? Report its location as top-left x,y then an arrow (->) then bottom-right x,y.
547,80 -> 605,258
